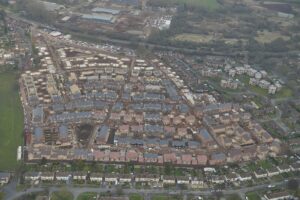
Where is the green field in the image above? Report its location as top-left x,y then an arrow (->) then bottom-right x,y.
246,192 -> 261,200
152,195 -> 182,200
51,189 -> 73,200
173,33 -> 214,43
176,0 -> 219,10
77,192 -> 98,200
0,72 -> 23,171
130,194 -> 144,200
150,0 -> 219,10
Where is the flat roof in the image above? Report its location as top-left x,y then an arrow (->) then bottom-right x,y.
82,14 -> 114,22
92,7 -> 120,15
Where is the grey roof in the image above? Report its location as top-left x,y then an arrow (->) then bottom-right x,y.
0,172 -> 10,179
112,0 -> 140,6
92,7 -> 120,15
203,103 -> 232,113
82,14 -> 114,23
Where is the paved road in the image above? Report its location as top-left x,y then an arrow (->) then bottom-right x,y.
4,178 -> 297,200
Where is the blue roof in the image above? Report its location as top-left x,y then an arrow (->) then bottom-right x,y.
159,139 -> 169,145
144,124 -> 163,133
97,125 -> 110,138
59,125 -> 68,138
187,141 -> 201,147
177,104 -> 189,113
34,127 -> 43,140
33,107 -> 43,117
144,153 -> 158,159
172,140 -> 186,147
130,139 -> 144,145
111,0 -> 139,6
211,153 -> 226,160
112,102 -> 123,111
144,113 -> 161,121
199,128 -> 213,140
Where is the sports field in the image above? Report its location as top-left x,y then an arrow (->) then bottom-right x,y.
0,72 -> 23,171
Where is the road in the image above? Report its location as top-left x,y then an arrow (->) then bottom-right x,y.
3,178 -> 297,200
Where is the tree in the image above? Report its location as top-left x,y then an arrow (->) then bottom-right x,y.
40,157 -> 47,165
266,38 -> 288,52
17,0 -> 52,23
0,0 -> 8,5
116,186 -> 123,196
288,179 -> 299,191
0,192 -> 4,200
227,194 -> 242,200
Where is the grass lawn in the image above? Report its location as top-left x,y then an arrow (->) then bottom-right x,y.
173,33 -> 214,43
249,85 -> 269,96
0,192 -> 5,200
258,160 -> 273,170
77,192 -> 98,200
255,30 -> 290,44
130,194 -> 144,200
274,87 -> 293,99
152,195 -> 181,200
246,192 -> 261,200
226,194 -> 241,200
51,189 -> 73,200
173,0 -> 219,10
0,72 -> 23,171
246,162 -> 258,171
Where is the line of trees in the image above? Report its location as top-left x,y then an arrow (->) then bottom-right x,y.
16,0 -> 53,23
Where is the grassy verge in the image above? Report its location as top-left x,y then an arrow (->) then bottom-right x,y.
51,189 -> 73,200
130,194 -> 144,200
77,192 -> 98,200
152,195 -> 182,200
246,192 -> 261,200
